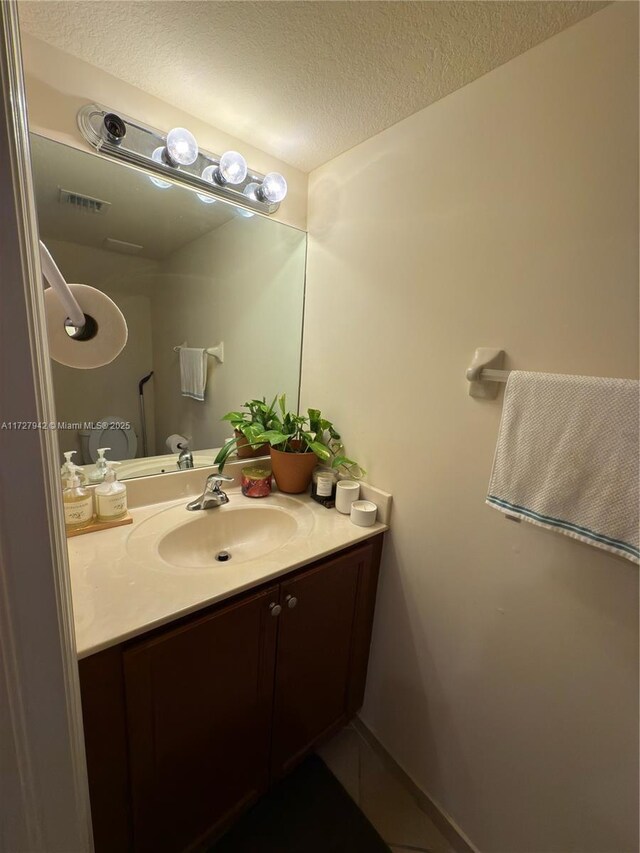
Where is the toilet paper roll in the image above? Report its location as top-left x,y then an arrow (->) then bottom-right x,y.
44,283 -> 128,369
166,433 -> 189,453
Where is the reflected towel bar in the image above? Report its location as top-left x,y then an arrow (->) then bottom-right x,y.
173,342 -> 224,364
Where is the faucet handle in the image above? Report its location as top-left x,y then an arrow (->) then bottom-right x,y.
216,473 -> 235,481
206,472 -> 234,489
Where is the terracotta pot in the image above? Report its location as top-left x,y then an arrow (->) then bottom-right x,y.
269,443 -> 318,494
234,429 -> 267,459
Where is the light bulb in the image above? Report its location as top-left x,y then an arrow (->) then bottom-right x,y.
236,182 -> 259,217
243,182 -> 260,201
200,165 -> 221,201
149,147 -> 171,189
165,127 -> 198,166
201,164 -> 218,184
260,172 -> 287,203
218,150 -> 247,185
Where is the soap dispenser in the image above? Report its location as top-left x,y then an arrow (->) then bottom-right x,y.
89,447 -> 111,483
63,464 -> 94,531
95,461 -> 128,522
61,450 -> 88,485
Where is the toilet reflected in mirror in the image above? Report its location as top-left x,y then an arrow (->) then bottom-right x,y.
79,417 -> 138,463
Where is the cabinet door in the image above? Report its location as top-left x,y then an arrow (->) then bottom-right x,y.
123,586 -> 279,853
271,543 -> 373,777
79,648 -> 131,853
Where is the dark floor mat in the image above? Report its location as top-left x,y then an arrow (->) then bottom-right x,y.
209,754 -> 390,853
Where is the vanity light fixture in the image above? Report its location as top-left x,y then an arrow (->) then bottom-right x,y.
78,104 -> 288,214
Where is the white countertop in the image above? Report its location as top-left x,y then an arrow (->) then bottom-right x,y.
68,488 -> 388,659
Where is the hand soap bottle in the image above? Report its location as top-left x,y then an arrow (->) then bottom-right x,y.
89,447 -> 111,483
61,450 -> 87,485
95,461 -> 128,522
63,464 -> 94,532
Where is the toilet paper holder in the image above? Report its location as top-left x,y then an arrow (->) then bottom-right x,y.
41,240 -> 129,368
39,240 -> 86,329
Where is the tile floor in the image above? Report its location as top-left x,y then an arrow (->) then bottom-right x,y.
316,724 -> 455,853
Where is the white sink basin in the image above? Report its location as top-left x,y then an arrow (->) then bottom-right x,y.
158,507 -> 298,568
127,493 -> 314,571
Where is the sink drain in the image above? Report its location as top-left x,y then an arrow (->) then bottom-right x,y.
215,550 -> 231,562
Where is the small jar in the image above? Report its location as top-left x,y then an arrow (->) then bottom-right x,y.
311,467 -> 337,508
241,465 -> 272,498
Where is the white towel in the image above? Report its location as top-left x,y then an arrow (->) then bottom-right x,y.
179,348 -> 207,401
487,371 -> 639,564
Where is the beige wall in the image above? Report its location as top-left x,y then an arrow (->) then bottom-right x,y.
20,32 -> 308,231
151,215 -> 306,454
302,4 -> 639,852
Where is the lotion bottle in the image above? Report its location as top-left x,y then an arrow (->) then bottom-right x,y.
95,461 -> 128,522
63,464 -> 93,531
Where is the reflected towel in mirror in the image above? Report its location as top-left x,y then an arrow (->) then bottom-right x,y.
179,348 -> 207,401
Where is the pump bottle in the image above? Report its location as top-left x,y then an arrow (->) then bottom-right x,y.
95,461 -> 128,521
89,447 -> 111,483
61,450 -> 87,485
63,463 -> 93,531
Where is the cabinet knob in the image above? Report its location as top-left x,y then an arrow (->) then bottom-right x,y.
285,595 -> 298,609
269,602 -> 282,616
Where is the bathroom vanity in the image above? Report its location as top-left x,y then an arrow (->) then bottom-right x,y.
70,475 -> 388,853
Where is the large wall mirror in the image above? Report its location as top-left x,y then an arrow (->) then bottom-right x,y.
31,134 -> 307,479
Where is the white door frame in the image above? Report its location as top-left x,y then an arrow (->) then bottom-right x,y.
0,3 -> 93,850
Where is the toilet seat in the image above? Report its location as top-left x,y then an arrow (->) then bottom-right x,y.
84,415 -> 137,462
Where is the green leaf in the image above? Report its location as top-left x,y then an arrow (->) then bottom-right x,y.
243,424 -> 265,444
331,456 -> 366,478
257,430 -> 289,447
331,454 -> 355,468
213,437 -> 239,472
307,408 -> 321,432
221,411 -> 246,424
308,441 -> 331,461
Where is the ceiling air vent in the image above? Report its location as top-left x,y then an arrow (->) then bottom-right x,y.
58,187 -> 111,215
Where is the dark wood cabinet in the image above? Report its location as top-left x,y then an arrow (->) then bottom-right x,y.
271,548 -> 363,777
124,586 -> 279,853
79,534 -> 383,853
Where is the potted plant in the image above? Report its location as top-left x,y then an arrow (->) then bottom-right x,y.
214,397 -> 276,469
256,394 -> 363,494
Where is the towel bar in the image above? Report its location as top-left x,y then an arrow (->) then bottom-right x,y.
474,368 -> 509,383
466,348 -> 507,398
173,342 -> 224,364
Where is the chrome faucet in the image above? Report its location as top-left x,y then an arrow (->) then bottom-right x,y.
177,444 -> 194,470
186,473 -> 234,511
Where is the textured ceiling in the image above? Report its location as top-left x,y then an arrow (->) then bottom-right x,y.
19,1 -> 607,173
